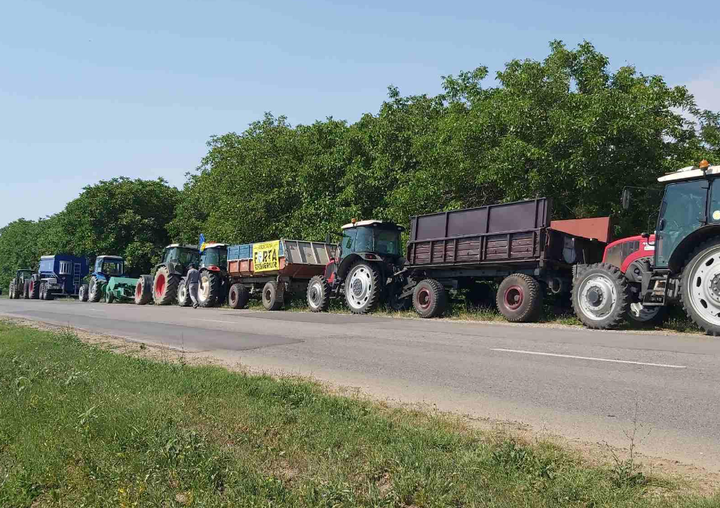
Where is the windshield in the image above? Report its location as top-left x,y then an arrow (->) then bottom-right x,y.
101,260 -> 123,276
656,180 -> 707,267
341,227 -> 402,257
166,247 -> 200,266
202,247 -> 227,268
18,270 -> 32,280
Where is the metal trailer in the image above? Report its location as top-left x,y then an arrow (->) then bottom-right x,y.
225,239 -> 335,310
36,254 -> 89,300
402,198 -> 609,320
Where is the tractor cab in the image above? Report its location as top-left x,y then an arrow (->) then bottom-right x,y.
94,255 -> 125,280
337,220 -> 404,264
200,243 -> 228,272
161,244 -> 200,273
16,269 -> 33,283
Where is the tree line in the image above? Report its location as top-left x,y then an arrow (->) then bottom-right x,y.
2,41 -> 719,289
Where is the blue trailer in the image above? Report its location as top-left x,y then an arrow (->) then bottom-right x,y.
37,254 -> 88,300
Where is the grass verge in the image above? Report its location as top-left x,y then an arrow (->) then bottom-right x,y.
0,321 -> 716,507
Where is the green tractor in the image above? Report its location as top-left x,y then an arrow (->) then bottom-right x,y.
8,269 -> 34,300
135,244 -> 200,305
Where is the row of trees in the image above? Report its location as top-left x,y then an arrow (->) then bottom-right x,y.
2,41 -> 719,290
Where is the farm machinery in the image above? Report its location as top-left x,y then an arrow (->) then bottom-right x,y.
179,242 -> 228,308
135,244 -> 200,305
572,160 -> 720,334
8,269 -> 34,299
79,255 -> 138,303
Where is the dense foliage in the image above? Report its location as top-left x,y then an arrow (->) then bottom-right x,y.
2,41 -> 720,289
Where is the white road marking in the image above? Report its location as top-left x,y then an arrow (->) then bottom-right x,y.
490,348 -> 687,369
196,319 -> 240,324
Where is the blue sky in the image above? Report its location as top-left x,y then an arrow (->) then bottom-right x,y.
2,0 -> 719,229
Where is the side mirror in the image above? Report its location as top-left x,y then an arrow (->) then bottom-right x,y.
621,188 -> 631,210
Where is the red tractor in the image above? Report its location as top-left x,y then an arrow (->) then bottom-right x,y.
573,160 -> 720,333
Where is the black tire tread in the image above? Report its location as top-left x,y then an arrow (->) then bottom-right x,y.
680,238 -> 720,335
571,263 -> 628,329
496,273 -> 543,323
307,275 -> 330,312
412,278 -> 447,318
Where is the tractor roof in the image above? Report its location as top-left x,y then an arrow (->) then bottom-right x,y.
165,244 -> 198,250
97,255 -> 123,259
658,164 -> 720,183
202,243 -> 227,249
341,220 -> 400,230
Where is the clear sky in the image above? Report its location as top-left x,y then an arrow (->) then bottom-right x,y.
2,0 -> 719,229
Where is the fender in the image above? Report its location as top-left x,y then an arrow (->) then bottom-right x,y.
667,224 -> 720,273
603,234 -> 655,274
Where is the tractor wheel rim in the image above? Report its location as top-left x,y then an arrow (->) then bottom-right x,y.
417,288 -> 432,310
264,288 -> 272,303
347,267 -> 372,309
198,277 -> 210,301
309,282 -> 322,306
155,274 -> 166,298
229,288 -> 237,306
503,285 -> 524,310
578,274 -> 617,321
687,246 -> 720,326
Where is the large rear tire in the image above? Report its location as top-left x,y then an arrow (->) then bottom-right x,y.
496,274 -> 543,322
344,261 -> 381,314
307,275 -> 330,312
29,280 -> 40,300
572,263 -> 628,329
88,276 -> 101,302
262,281 -> 284,311
23,280 -> 30,299
134,275 -> 153,305
681,239 -> 720,335
228,283 -> 250,309
153,266 -> 179,305
412,279 -> 447,318
8,282 -> 13,299
197,270 -> 222,308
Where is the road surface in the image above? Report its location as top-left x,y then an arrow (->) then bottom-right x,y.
2,297 -> 719,471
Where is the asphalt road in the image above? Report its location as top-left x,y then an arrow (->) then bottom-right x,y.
2,297 -> 720,471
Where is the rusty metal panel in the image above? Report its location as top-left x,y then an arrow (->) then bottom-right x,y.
550,217 -> 612,243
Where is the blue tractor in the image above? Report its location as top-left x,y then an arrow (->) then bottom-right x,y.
37,254 -> 89,300
78,255 -> 125,302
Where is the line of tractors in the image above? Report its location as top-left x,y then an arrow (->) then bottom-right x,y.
9,161 -> 720,335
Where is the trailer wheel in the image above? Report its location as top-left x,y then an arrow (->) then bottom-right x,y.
497,274 -> 543,322
88,277 -> 102,302
134,275 -> 153,305
177,279 -> 191,307
681,238 -> 720,335
412,279 -> 447,318
571,263 -> 628,329
79,284 -> 89,302
228,283 -> 250,309
262,281 -> 284,311
198,270 -> 222,308
344,261 -> 381,314
307,275 -> 330,312
153,267 -> 179,305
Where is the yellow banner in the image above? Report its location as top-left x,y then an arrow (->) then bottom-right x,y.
253,240 -> 280,272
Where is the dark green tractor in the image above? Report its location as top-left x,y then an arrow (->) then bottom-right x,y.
8,269 -> 33,300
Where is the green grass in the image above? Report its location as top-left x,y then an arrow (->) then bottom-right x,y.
0,321 -> 717,507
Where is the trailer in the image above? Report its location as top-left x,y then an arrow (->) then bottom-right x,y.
402,198 -> 608,320
37,254 -> 89,299
224,239 -> 335,310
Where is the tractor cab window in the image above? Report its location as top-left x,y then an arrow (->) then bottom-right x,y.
18,271 -> 32,281
165,248 -> 200,266
102,260 -> 123,276
374,229 -> 401,256
354,227 -> 374,253
202,248 -> 227,268
341,229 -> 357,256
656,179 -> 707,268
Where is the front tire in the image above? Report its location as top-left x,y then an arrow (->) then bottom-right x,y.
681,239 -> 720,335
307,275 -> 330,312
8,282 -> 14,299
344,262 -> 381,314
412,279 -> 447,318
153,267 -> 179,305
177,279 -> 191,307
572,263 -> 629,329
496,274 -> 543,322
79,284 -> 89,302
